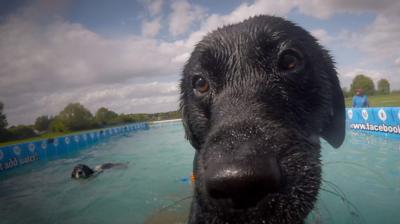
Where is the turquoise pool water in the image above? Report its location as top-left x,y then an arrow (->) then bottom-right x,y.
0,121 -> 399,224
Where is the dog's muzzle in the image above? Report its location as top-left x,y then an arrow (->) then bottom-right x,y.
204,141 -> 282,209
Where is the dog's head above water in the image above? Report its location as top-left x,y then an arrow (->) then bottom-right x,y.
180,15 -> 345,224
71,164 -> 94,179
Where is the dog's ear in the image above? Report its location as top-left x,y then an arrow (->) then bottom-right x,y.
320,72 -> 346,148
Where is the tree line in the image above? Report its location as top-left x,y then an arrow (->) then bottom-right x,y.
342,74 -> 391,98
0,102 -> 180,143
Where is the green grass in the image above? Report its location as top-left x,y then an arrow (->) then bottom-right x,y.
345,92 -> 400,108
0,129 -> 101,147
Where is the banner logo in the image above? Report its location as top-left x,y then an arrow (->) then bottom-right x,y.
28,143 -> 35,153
41,141 -> 47,150
65,136 -> 70,144
361,109 -> 369,120
378,108 -> 387,121
347,109 -> 353,119
54,138 -> 59,147
13,146 -> 21,156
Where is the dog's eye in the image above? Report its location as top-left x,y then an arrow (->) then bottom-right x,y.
192,76 -> 209,95
278,49 -> 303,71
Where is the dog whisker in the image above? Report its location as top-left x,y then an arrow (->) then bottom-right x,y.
313,199 -> 334,224
156,195 -> 193,213
320,185 -> 364,224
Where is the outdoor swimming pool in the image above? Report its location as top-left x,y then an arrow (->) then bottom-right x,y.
0,121 -> 399,224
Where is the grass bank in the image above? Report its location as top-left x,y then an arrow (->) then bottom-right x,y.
0,128 -> 104,147
345,92 -> 400,107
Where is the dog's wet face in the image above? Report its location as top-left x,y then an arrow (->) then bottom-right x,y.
71,164 -> 94,179
180,16 -> 345,224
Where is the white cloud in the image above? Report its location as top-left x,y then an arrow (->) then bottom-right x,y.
141,17 -> 161,37
311,29 -> 332,45
296,0 -> 400,19
168,0 -> 206,37
146,0 -> 164,16
294,0 -> 400,63
395,58 -> 400,66
341,15 -> 400,59
0,16 -> 187,95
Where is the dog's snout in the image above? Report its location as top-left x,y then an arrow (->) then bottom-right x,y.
205,145 -> 282,209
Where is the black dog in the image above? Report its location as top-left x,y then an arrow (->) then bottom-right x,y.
71,163 -> 127,179
180,15 -> 345,224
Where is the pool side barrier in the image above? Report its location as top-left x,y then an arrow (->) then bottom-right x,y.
0,122 -> 149,175
346,107 -> 400,139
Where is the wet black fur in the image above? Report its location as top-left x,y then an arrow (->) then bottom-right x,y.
179,15 -> 345,224
71,164 -> 94,179
71,163 -> 127,179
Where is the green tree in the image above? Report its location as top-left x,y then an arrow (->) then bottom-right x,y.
0,102 -> 7,129
350,74 -> 375,96
58,103 -> 94,131
8,125 -> 37,140
95,107 -> 118,126
0,102 -> 13,142
34,115 -> 52,132
49,116 -> 66,132
377,79 -> 390,95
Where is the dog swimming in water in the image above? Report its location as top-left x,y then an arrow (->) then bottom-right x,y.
71,163 -> 128,179
179,15 -> 345,224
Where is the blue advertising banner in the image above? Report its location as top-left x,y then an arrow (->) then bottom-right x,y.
0,122 -> 149,174
347,107 -> 400,139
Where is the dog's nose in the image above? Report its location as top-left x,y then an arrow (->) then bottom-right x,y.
205,150 -> 282,209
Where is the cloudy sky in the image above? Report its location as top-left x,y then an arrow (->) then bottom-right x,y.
0,0 -> 399,126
